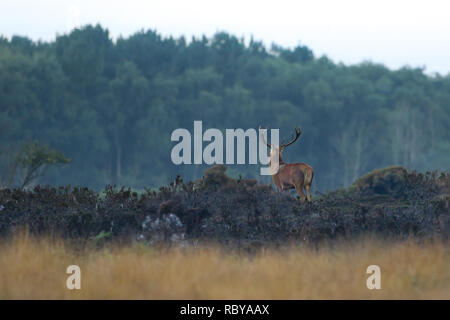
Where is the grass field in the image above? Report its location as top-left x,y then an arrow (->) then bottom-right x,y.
0,234 -> 448,299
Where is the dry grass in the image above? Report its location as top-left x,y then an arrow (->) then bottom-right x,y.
0,234 -> 449,299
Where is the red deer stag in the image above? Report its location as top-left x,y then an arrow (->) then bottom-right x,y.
260,126 -> 314,202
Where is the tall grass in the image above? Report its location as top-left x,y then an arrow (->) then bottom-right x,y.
0,234 -> 448,299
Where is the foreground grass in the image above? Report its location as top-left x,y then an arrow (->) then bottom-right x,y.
0,234 -> 449,299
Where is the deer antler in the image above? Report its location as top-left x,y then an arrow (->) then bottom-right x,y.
280,126 -> 302,149
258,125 -> 271,148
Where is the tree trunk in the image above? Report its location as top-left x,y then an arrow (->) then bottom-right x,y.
114,131 -> 121,185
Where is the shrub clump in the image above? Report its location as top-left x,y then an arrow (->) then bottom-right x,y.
200,164 -> 234,190
0,166 -> 448,249
352,166 -> 408,196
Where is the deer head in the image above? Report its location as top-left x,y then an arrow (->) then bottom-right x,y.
259,126 -> 302,164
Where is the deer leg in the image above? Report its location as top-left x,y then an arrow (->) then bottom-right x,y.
294,184 -> 306,202
305,184 -> 312,202
275,183 -> 283,192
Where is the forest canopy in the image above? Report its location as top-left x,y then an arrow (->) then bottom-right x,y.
0,24 -> 449,191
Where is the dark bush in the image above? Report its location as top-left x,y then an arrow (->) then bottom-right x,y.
0,166 -> 448,248
352,166 -> 408,196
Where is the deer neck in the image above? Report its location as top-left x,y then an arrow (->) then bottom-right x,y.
269,147 -> 285,175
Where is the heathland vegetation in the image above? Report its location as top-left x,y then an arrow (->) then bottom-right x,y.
1,233 -> 448,299
0,165 -> 448,249
0,165 -> 448,299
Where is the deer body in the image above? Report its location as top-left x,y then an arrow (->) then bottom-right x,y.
262,126 -> 314,202
272,162 -> 314,202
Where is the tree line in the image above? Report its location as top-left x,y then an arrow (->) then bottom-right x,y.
1,24 -> 449,191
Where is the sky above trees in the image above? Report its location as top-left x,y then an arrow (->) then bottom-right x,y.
1,0 -> 449,75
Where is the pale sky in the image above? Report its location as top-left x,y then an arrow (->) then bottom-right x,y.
1,0 -> 450,75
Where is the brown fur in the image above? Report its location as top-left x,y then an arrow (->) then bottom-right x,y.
272,162 -> 314,202
260,125 -> 314,202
